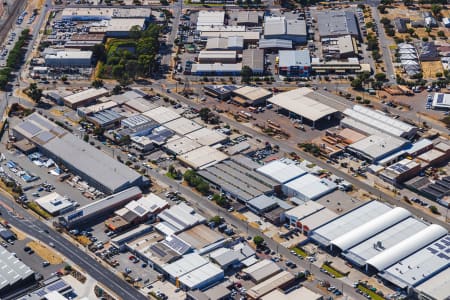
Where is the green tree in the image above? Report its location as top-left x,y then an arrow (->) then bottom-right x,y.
61,75 -> 67,82
199,108 -> 211,122
83,134 -> 89,142
210,215 -> 222,225
27,83 -> 42,102
92,44 -> 107,62
92,79 -> 104,88
253,236 -> 264,247
431,4 -> 442,17
429,205 -> 440,214
241,66 -> 253,83
374,73 -> 386,82
130,25 -> 142,40
196,181 -> 210,195
351,78 -> 363,90
112,85 -> 122,95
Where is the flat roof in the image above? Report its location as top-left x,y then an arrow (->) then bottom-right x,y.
348,134 -> 408,161
200,31 -> 260,41
261,287 -> 323,300
158,203 -> 206,232
256,158 -> 306,184
164,118 -> 203,136
415,268 -> 450,300
317,11 -> 359,37
165,137 -> 202,155
432,93 -> 450,109
285,201 -> 325,220
64,88 -> 109,105
300,208 -> 338,231
197,10 -> 225,27
418,149 -> 446,162
178,146 -> 228,170
125,194 -> 168,217
179,262 -> 224,290
247,271 -> 295,299
248,195 -> 278,211
124,98 -> 157,113
191,63 -> 243,74
177,224 -> 224,250
233,86 -> 272,101
35,192 -> 73,215
143,106 -> 181,124
268,88 -> 338,122
279,50 -> 311,67
259,38 -> 293,49
344,217 -> 428,267
45,50 -> 93,60
243,259 -> 281,283
310,201 -> 392,247
199,50 -> 237,60
242,49 -> 265,72
163,253 -> 208,278
284,174 -> 337,200
185,127 -> 227,146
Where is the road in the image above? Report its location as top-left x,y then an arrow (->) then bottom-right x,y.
0,199 -> 147,300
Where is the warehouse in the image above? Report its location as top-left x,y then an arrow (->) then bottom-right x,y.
263,17 -> 307,44
0,245 -> 35,299
191,63 -> 243,76
278,50 -> 311,77
343,217 -> 428,267
237,11 -> 260,26
13,113 -> 147,194
346,134 -> 409,163
376,232 -> 449,289
77,100 -> 118,117
242,49 -> 265,75
259,39 -> 293,50
261,287 -> 323,300
209,244 -> 255,269
322,35 -> 358,59
415,268 -> 450,300
344,105 -> 418,139
45,51 -> 93,68
285,201 -> 325,227
282,174 -> 337,200
203,85 -> 238,100
317,11 -> 360,39
143,106 -> 181,124
310,200 -> 392,248
298,208 -> 338,236
206,37 -> 244,52
35,192 -> 75,216
90,18 -> 147,38
120,114 -> 158,136
164,118 -> 202,136
158,203 -> 206,233
197,11 -> 225,28
59,186 -> 142,228
246,194 -> 292,216
165,137 -> 202,155
179,262 -> 224,290
379,159 -> 421,184
124,98 -> 157,113
61,7 -> 152,21
177,225 -> 225,255
63,88 -> 109,108
243,260 -> 282,283
163,253 -> 209,281
198,158 -> 277,202
110,224 -> 155,251
185,127 -> 228,146
231,86 -> 272,106
256,158 -> 306,184
247,271 -> 296,300
267,88 -> 339,127
198,51 -> 237,64
200,31 -> 260,43
178,146 -> 228,170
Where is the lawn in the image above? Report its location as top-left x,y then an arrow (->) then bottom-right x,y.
357,285 -> 384,300
321,263 -> 346,278
291,247 -> 307,257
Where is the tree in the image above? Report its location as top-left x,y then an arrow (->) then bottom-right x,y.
112,85 -> 122,95
374,73 -> 386,82
431,4 -> 442,17
92,79 -> 104,88
351,78 -> 363,90
27,83 -> 42,103
129,25 -> 142,40
253,236 -> 264,247
437,30 -> 446,38
83,134 -> 89,142
196,181 -> 210,195
199,108 -> 211,122
241,66 -> 253,83
210,215 -> 222,225
429,205 -> 440,215
61,75 -> 67,82
92,44 -> 106,62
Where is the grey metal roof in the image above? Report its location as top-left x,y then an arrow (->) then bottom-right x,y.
242,49 -> 264,73
259,39 -> 293,49
247,194 -> 278,211
0,245 -> 34,290
279,50 -> 311,67
317,11 -> 359,37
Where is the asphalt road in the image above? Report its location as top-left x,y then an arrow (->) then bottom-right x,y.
0,199 -> 147,300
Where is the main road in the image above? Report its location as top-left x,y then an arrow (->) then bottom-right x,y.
0,199 -> 147,300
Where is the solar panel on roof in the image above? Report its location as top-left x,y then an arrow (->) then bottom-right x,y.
36,131 -> 55,143
36,290 -> 47,297
437,253 -> 449,259
437,94 -> 444,104
427,247 -> 437,254
47,280 -> 68,291
434,242 -> 445,250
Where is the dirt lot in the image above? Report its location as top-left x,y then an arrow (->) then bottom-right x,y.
421,61 -> 444,79
27,240 -> 63,264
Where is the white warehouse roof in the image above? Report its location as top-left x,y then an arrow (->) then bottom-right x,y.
143,106 -> 181,124
158,202 -> 206,232
331,207 -> 411,251
283,174 -> 337,200
416,268 -> 450,300
256,158 -> 306,184
197,11 -> 225,27
310,201 -> 392,247
268,88 -> 338,122
366,224 -> 447,271
178,262 -> 224,290
163,253 -> 208,279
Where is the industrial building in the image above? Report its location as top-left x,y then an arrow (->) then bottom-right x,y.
346,134 -> 409,163
267,88 -> 339,127
143,106 -> 181,124
415,268 -> 450,300
13,114 -> 147,193
63,88 -> 109,108
89,18 -> 147,38
431,93 -> 450,110
316,11 -> 360,39
322,35 -> 358,59
59,186 -> 142,228
256,158 -> 306,184
263,17 -> 307,44
278,50 -> 311,77
178,262 -> 224,290
231,86 -> 272,106
203,85 -> 238,100
343,105 -> 418,139
191,63 -> 243,76
165,137 -> 202,155
246,194 -> 293,218
61,7 -> 152,21
379,159 -> 421,184
259,39 -> 293,50
282,174 -> 337,200
200,31 -> 260,43
261,287 -> 323,300
158,202 -> 206,233
185,127 -> 228,146
205,37 -> 244,52
87,109 -> 124,129
164,118 -> 203,136
197,11 -> 225,28
198,51 -> 237,64
297,208 -> 338,236
243,259 -> 282,283
246,271 -> 296,300
0,245 -> 35,299
35,192 -> 75,216
198,156 -> 277,202
177,225 -> 226,255
209,244 -> 256,269
285,201 -> 325,227
44,51 -> 93,68
77,100 -> 118,117
242,49 -> 265,75
178,146 -> 228,170
237,11 -> 260,26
